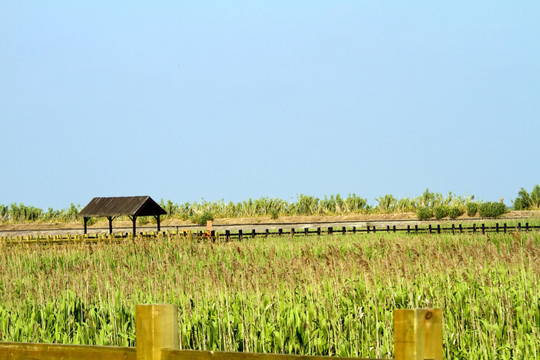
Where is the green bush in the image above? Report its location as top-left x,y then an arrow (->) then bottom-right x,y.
416,207 -> 433,220
270,209 -> 279,220
433,205 -> 449,220
448,206 -> 464,219
466,202 -> 478,217
192,212 -> 214,226
478,202 -> 507,218
513,185 -> 540,210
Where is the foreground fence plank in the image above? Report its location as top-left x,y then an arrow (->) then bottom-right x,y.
162,349 -> 386,360
136,304 -> 178,360
0,342 -> 136,360
394,309 -> 442,360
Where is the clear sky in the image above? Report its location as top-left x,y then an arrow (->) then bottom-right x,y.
1,2 -> 539,210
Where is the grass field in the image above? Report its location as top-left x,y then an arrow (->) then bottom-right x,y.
0,231 -> 538,359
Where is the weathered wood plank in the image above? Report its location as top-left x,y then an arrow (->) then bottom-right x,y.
136,304 -> 178,360
393,309 -> 442,360
161,349 -> 386,360
0,342 -> 135,360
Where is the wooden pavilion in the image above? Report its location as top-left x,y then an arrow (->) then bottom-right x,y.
79,196 -> 167,235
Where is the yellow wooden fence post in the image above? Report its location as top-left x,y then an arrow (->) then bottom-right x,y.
394,308 -> 442,360
136,304 -> 178,360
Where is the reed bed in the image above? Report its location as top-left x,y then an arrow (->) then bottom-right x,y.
0,232 -> 538,359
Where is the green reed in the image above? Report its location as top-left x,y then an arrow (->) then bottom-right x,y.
0,232 -> 538,359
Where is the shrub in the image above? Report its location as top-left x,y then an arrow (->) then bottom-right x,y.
513,185 -> 540,210
193,212 -> 214,226
466,202 -> 478,217
448,206 -> 464,219
433,205 -> 449,220
270,209 -> 279,220
478,202 -> 507,218
416,207 -> 433,220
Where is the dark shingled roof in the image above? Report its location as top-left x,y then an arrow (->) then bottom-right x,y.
79,196 -> 167,217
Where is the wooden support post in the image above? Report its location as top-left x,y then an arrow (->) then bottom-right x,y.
291,228 -> 295,236
452,224 -> 455,234
393,225 -> 396,233
415,224 -> 418,234
133,216 -> 137,236
305,227 -> 309,236
437,224 -> 441,234
367,225 -> 370,233
342,226 -> 347,234
394,308 -> 443,360
84,217 -> 89,234
157,216 -> 161,232
206,220 -> 212,233
387,225 -> 390,232
107,216 -> 113,234
225,230 -> 230,241
252,229 -> 256,238
238,229 -> 243,240
317,227 -> 321,235
459,224 -> 462,233
407,225 -> 410,234
482,223 -> 485,234
504,223 -> 507,233
328,227 -> 333,234
136,304 -> 178,360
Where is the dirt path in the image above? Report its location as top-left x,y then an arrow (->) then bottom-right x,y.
1,211 -> 537,237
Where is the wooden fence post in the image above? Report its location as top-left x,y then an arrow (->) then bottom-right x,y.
136,304 -> 178,360
394,308 -> 442,360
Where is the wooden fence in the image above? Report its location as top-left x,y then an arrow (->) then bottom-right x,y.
0,304 -> 443,360
214,222 -> 539,241
0,221 -> 537,244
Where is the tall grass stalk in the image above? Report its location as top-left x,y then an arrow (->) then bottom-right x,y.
0,232 -> 538,359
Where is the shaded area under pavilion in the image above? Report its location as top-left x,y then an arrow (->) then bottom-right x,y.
79,196 -> 167,235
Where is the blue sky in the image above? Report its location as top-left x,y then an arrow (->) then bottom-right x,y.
1,2 -> 539,210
